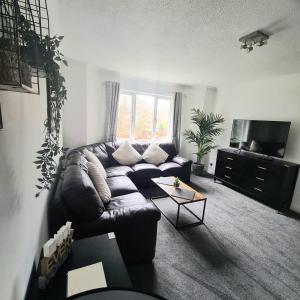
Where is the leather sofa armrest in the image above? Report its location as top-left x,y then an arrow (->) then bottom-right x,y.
75,203 -> 161,238
101,203 -> 161,227
172,155 -> 192,166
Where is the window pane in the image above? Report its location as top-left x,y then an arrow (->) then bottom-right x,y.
116,94 -> 132,139
135,95 -> 154,140
155,98 -> 171,140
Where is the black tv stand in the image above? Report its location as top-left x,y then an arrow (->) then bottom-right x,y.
260,154 -> 274,161
214,148 -> 299,211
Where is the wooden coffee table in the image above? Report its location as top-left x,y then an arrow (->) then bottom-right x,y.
150,177 -> 207,229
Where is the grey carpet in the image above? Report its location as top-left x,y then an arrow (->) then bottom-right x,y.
127,175 -> 300,300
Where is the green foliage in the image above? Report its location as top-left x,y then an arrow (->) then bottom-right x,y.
12,8 -> 68,197
174,177 -> 180,186
183,109 -> 225,164
34,34 -> 68,197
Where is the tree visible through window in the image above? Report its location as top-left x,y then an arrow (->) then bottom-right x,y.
116,91 -> 173,141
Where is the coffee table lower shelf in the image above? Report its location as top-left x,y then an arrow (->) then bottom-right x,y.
150,181 -> 207,230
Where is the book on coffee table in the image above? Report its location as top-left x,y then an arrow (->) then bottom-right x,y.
171,188 -> 195,200
155,177 -> 175,186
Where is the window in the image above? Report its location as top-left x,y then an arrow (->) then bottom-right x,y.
116,91 -> 173,141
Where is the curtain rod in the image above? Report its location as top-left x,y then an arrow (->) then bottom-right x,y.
120,88 -> 175,98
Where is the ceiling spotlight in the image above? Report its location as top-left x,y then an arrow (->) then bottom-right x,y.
239,30 -> 269,53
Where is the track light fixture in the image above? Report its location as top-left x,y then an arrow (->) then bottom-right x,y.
239,30 -> 269,53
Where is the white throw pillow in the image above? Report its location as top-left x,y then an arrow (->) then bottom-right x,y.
87,162 -> 111,203
112,141 -> 142,166
83,149 -> 107,179
143,144 -> 168,166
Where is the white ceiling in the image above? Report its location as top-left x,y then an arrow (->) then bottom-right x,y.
59,0 -> 300,86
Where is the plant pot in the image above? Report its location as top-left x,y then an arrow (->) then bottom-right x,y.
192,163 -> 204,176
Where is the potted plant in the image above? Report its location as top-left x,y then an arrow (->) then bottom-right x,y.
0,36 -> 32,88
184,109 -> 224,176
174,177 -> 180,187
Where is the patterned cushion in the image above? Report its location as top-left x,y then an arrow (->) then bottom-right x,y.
84,149 -> 107,179
87,162 -> 111,203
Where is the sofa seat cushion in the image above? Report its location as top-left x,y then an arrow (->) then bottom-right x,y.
158,162 -> 183,177
106,176 -> 138,197
131,163 -> 162,179
106,192 -> 148,210
105,165 -> 133,178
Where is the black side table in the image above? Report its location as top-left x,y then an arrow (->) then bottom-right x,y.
39,233 -> 132,300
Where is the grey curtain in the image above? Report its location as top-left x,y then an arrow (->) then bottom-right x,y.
172,92 -> 182,151
104,81 -> 120,141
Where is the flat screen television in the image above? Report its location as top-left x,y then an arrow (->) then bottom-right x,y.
230,119 -> 291,158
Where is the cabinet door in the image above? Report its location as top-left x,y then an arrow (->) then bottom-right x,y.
215,151 -> 245,186
244,158 -> 286,203
243,158 -> 271,198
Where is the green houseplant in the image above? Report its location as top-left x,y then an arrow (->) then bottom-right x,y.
174,177 -> 180,187
18,13 -> 68,196
184,109 -> 224,176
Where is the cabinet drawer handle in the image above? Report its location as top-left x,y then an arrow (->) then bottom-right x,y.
224,175 -> 231,179
226,157 -> 233,161
226,166 -> 232,170
257,166 -> 267,170
256,177 -> 264,181
254,187 -> 263,192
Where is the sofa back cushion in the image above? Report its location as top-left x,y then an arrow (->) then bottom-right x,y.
69,143 -> 111,168
158,143 -> 177,161
67,141 -> 178,168
61,165 -> 105,222
106,142 -> 177,165
65,151 -> 88,169
49,176 -> 74,235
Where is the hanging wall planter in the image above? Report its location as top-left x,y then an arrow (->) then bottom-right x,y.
0,47 -> 32,88
0,0 -> 49,93
0,0 -> 68,196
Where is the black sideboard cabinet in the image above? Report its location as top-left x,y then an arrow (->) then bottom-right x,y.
214,148 -> 299,211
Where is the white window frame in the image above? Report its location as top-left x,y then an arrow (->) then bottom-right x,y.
117,89 -> 174,142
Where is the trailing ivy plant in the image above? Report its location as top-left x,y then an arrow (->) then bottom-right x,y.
4,6 -> 68,197
34,35 -> 68,197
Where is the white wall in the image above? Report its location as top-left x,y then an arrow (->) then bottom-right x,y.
62,63 -> 212,151
0,2 -> 64,298
0,81 -> 49,300
63,59 -> 88,148
86,66 -> 102,144
179,86 -> 207,160
208,73 -> 300,213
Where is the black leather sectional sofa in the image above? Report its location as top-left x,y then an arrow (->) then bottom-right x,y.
49,141 -> 192,264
